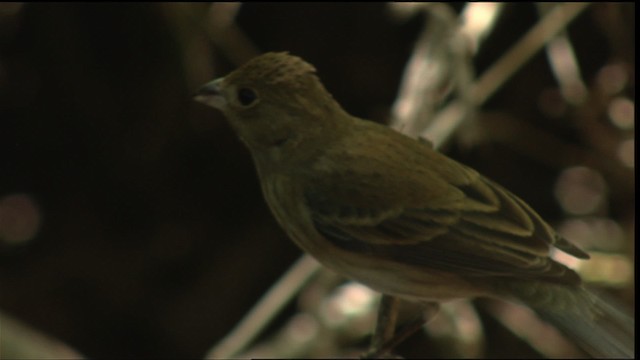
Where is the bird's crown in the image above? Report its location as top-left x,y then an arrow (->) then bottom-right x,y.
227,52 -> 317,88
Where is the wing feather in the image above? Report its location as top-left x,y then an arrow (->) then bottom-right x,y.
301,121 -> 587,285
304,128 -> 586,283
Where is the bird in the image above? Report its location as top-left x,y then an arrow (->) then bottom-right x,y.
194,52 -> 634,358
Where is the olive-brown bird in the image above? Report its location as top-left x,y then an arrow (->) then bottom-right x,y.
195,52 -> 633,358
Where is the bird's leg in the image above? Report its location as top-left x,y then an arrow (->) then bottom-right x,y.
361,295 -> 401,358
370,295 -> 400,353
363,300 -> 440,359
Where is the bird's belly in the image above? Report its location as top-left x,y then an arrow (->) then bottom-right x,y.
262,177 -> 488,302
316,246 -> 488,302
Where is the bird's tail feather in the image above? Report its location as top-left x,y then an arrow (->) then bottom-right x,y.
532,288 -> 634,359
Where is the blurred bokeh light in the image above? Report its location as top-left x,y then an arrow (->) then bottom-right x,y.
554,166 -> 607,216
0,193 -> 41,246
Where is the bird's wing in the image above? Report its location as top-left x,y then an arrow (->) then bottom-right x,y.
303,126 -> 587,285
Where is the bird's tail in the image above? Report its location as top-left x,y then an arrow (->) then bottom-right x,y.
530,287 -> 635,358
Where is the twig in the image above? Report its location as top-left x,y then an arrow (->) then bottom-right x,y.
471,2 -> 590,106
207,255 -> 321,359
424,2 -> 591,148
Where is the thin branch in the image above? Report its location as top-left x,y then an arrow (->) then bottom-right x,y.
424,2 -> 590,148
206,255 -> 321,359
471,2 -> 590,106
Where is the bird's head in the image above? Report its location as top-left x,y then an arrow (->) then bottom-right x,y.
195,52 -> 349,159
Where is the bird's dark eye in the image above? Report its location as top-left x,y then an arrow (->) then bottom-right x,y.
237,88 -> 257,106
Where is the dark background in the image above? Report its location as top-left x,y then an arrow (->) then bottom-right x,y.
0,3 -> 634,358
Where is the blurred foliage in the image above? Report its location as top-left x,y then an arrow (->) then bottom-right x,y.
0,3 -> 634,358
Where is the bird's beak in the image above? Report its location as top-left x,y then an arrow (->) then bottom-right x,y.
194,78 -> 226,109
